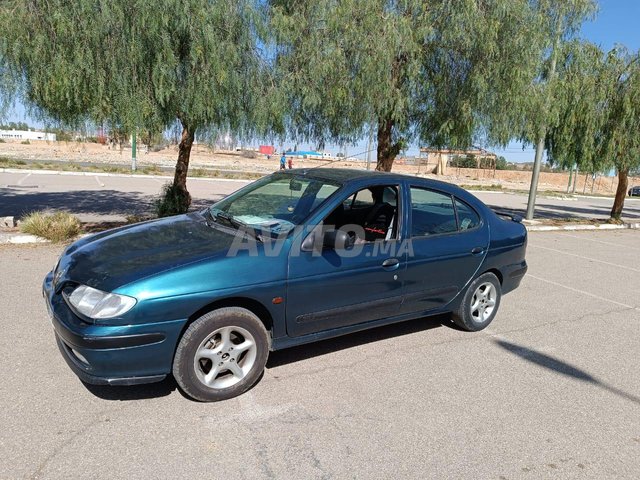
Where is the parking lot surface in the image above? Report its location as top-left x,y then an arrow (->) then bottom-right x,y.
1,230 -> 639,479
2,170 -> 640,222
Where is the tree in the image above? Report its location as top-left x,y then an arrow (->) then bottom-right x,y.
270,0 -> 546,172
546,42 -> 609,178
495,156 -> 508,170
521,0 -> 597,219
0,121 -> 30,131
601,50 -> 640,218
547,44 -> 640,219
0,0 -> 268,212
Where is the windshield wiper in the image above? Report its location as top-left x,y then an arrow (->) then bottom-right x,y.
213,211 -> 263,243
202,208 -> 215,227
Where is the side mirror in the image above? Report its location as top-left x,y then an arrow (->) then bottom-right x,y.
323,230 -> 354,250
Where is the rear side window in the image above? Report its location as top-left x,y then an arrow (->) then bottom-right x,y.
455,199 -> 480,230
410,188 -> 457,236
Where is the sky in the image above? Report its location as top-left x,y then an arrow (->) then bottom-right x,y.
5,0 -> 640,163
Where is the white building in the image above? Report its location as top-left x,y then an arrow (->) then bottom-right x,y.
0,129 -> 57,141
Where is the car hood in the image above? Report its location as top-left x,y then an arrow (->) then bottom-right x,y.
58,213 -> 238,292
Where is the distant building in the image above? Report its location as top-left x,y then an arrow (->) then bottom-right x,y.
418,147 -> 497,175
285,150 -> 332,160
0,129 -> 56,142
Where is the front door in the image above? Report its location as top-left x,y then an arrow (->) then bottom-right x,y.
285,184 -> 405,337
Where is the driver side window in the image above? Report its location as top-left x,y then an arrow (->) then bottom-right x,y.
324,185 -> 399,242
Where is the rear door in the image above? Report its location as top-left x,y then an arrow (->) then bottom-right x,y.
400,185 -> 489,315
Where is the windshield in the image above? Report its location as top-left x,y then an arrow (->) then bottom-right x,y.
209,174 -> 341,236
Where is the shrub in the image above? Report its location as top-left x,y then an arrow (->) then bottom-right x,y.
0,138 -> 5,143
240,149 -> 257,159
21,139 -> 31,145
155,182 -> 191,217
20,211 -> 81,242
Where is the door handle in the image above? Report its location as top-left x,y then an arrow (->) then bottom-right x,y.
471,247 -> 485,255
382,258 -> 400,270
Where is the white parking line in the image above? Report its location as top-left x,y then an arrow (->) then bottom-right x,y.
527,274 -> 640,311
17,173 -> 31,185
94,175 -> 105,187
558,232 -> 640,251
528,244 -> 640,273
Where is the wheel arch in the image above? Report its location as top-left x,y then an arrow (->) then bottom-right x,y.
175,297 -> 275,355
481,268 -> 503,286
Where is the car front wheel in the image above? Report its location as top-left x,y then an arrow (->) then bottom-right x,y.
173,307 -> 269,402
452,272 -> 502,332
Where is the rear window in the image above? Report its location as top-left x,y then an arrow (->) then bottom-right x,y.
410,188 -> 457,236
455,199 -> 480,230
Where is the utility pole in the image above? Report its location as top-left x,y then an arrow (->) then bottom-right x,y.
131,130 -> 137,171
366,121 -> 374,170
526,20 -> 562,220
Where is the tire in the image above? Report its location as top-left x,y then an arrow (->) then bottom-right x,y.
173,307 -> 269,402
451,272 -> 502,332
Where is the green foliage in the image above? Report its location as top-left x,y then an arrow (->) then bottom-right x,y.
20,211 -> 81,242
496,156 -> 508,170
546,44 -> 640,217
519,0 -> 598,145
20,139 -> 30,145
271,0 -> 553,169
450,155 -> 478,169
155,183 -> 191,217
0,0 -> 269,197
46,128 -> 73,142
0,121 -> 30,130
1,1 -> 252,130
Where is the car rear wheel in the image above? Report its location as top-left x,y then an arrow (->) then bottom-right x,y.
173,307 -> 269,402
451,272 -> 501,332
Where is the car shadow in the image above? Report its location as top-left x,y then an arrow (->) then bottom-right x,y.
267,314 -> 450,368
494,339 -> 640,406
81,376 -> 177,401
79,314 -> 451,401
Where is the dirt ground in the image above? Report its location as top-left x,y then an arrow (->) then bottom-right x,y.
1,140 -> 637,195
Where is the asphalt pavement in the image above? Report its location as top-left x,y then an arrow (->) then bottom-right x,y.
0,230 -> 639,479
2,170 -> 640,222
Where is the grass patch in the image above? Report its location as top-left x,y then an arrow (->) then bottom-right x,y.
460,183 -> 504,191
141,165 -> 163,175
21,140 -> 31,145
125,214 -> 152,224
20,211 -> 81,242
0,157 -> 27,166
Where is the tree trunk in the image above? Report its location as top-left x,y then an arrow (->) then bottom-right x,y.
610,167 -> 629,219
173,121 -> 195,208
375,118 -> 401,172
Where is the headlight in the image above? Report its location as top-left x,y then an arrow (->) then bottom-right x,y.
66,285 -> 136,320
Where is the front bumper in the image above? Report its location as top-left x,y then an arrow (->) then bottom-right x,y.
43,271 -> 187,386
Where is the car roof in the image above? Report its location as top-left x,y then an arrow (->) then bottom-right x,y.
278,167 -> 466,193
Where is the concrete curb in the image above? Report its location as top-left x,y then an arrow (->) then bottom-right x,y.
526,222 -> 640,232
0,234 -> 49,244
